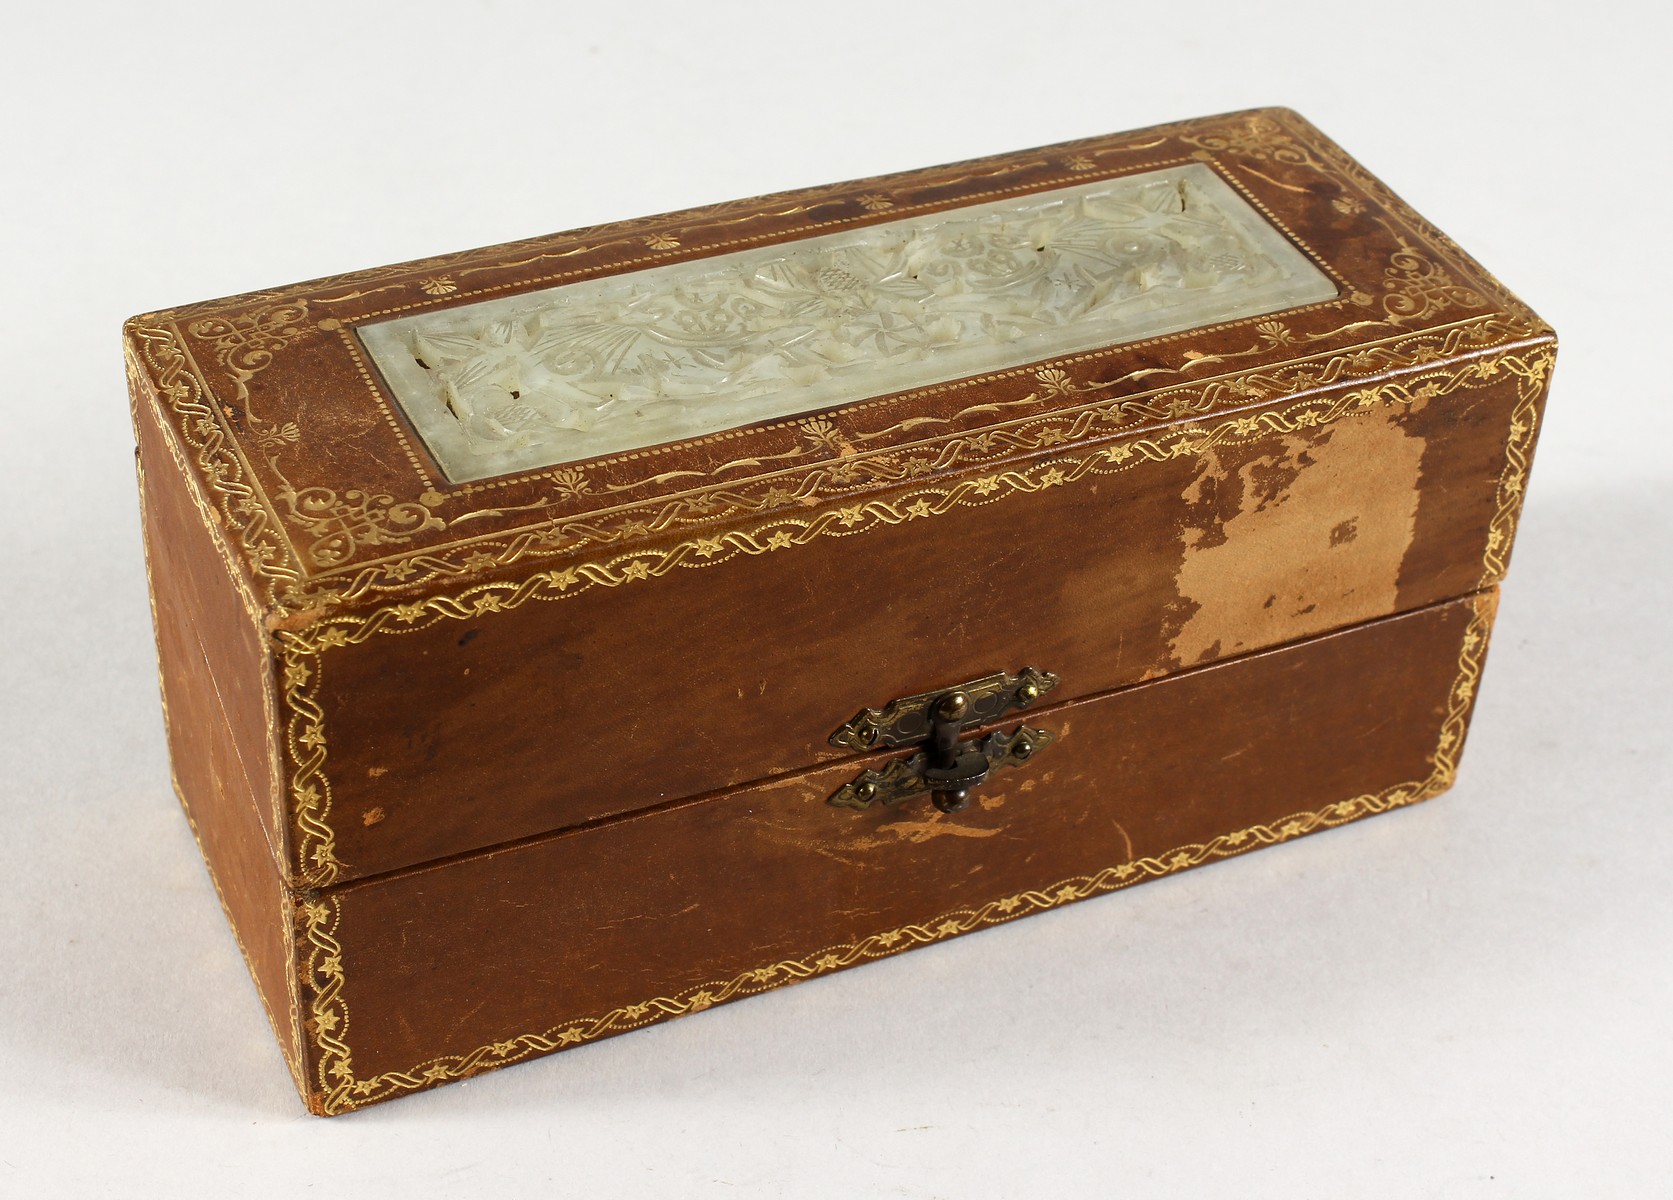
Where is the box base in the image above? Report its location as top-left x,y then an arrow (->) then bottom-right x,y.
187,588 -> 1497,1114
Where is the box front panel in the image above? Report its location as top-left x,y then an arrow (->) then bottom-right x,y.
298,591 -> 1492,1112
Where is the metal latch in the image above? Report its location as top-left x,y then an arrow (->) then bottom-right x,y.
827,668 -> 1059,813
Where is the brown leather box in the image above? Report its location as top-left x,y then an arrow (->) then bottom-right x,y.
125,107 -> 1555,1114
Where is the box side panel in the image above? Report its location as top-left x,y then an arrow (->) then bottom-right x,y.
136,457 -> 306,1103
303,590 -> 1494,1113
129,348 -> 287,869
1396,342 -> 1551,604
303,339 -> 1548,883
131,352 -> 306,1100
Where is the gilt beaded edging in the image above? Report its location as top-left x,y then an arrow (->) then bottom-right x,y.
286,340 -> 1548,1113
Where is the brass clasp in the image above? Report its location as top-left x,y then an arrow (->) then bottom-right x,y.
827,669 -> 1058,812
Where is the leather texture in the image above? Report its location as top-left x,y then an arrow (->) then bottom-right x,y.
125,107 -> 1555,1113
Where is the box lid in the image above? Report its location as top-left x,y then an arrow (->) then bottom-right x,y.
126,108 -> 1555,886
125,107 -> 1545,625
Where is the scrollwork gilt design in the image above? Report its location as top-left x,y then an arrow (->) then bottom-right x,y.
128,324 -> 304,598
278,485 -> 444,569
1382,240 -> 1487,320
188,303 -> 311,418
1182,113 -> 1325,168
170,302 -> 447,570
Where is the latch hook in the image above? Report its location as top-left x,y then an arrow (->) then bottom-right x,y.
827,669 -> 1058,812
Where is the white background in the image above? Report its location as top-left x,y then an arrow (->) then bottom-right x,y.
1,2 -> 1669,1195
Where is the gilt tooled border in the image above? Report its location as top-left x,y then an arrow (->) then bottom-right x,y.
299,587 -> 1499,1115
127,323 -> 305,607
281,344 -> 1548,1113
154,111 -> 1289,323
275,344 -> 1554,890
311,315 -> 1539,607
135,110 -> 1542,610
167,110 -> 1515,332
147,311 -> 1536,618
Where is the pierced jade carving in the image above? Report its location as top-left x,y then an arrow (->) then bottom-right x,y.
358,164 -> 1335,481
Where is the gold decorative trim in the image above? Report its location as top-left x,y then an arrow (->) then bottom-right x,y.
1286,113 -> 1534,323
300,590 -> 1496,1115
1479,356 -> 1545,585
299,315 -> 1541,606
130,316 -> 448,591
1182,115 -> 1327,167
280,647 -> 338,886
284,332 -> 1547,1111
186,303 -> 311,420
127,323 -> 304,601
301,896 -> 354,1108
1190,121 -> 1493,330
274,483 -> 445,570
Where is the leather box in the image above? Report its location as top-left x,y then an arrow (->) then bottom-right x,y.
125,108 -> 1555,1114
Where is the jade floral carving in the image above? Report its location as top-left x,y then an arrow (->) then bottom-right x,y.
359,164 -> 1335,481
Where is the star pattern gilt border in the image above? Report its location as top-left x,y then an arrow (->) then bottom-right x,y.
299,590 -> 1500,1115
